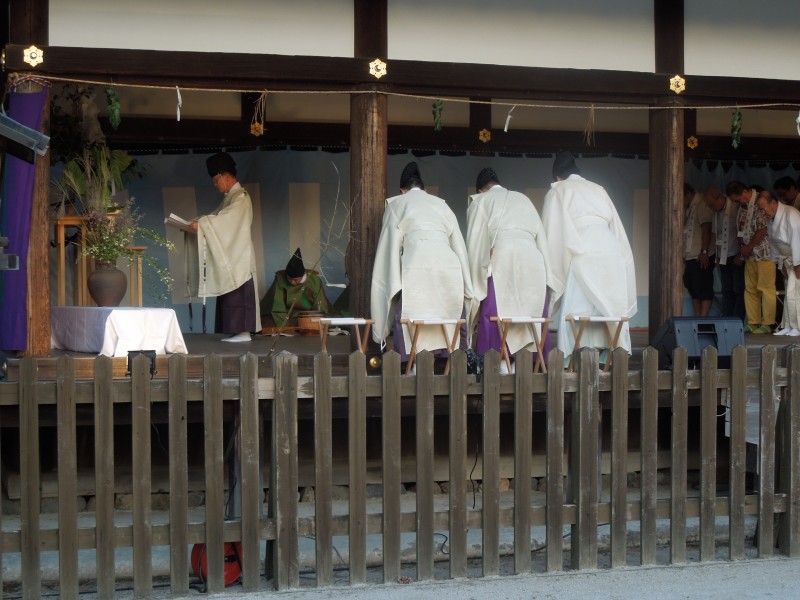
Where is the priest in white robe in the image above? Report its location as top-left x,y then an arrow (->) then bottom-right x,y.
541,152 -> 637,363
757,191 -> 800,336
186,152 -> 261,342
371,162 -> 476,358
466,167 -> 553,372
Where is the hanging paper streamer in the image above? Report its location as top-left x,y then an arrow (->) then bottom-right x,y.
176,87 -> 182,122
251,92 -> 268,137
731,107 -> 742,149
796,110 -> 800,137
432,99 -> 444,132
503,105 -> 516,132
583,104 -> 596,146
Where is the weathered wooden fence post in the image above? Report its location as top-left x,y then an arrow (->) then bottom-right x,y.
778,345 -> 800,555
729,345 -> 748,560
168,354 -> 189,595
482,350 -> 501,576
415,350 -> 435,581
670,346 -> 689,564
382,351 -> 402,582
203,353 -> 226,593
94,355 -> 115,600
240,352 -> 261,591
314,351 -> 334,586
610,346 -> 630,568
545,347 -> 565,572
640,347 -> 659,565
448,350 -> 468,578
570,347 -> 599,569
131,353 -> 153,597
270,351 -> 299,589
758,346 -> 777,556
699,345 -> 719,561
20,357 -> 40,600
56,356 -> 79,600
514,349 -> 534,574
349,351 -> 367,584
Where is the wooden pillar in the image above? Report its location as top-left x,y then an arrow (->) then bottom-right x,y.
649,0 -> 685,336
348,0 -> 387,327
348,92 -> 387,323
11,0 -> 51,355
648,97 -> 685,334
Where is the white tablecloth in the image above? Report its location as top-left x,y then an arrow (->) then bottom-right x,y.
51,307 -> 188,357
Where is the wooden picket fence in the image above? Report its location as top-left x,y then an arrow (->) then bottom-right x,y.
0,344 -> 798,599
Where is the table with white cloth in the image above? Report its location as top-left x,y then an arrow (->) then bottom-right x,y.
51,306 -> 188,357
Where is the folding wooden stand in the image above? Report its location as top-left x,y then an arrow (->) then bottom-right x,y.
489,316 -> 552,373
318,317 -> 373,353
566,314 -> 629,372
400,318 -> 465,375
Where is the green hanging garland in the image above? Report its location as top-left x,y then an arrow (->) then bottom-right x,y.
432,99 -> 444,132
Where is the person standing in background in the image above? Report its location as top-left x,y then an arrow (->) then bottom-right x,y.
756,191 -> 800,336
705,187 -> 745,320
682,183 -> 715,317
727,180 -> 776,334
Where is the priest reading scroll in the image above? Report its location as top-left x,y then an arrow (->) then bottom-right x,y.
186,152 -> 261,342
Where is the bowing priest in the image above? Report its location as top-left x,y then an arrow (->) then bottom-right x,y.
466,167 -> 553,373
371,161 -> 477,363
187,152 -> 261,342
541,151 -> 637,365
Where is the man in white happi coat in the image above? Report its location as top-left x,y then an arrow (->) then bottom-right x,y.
705,187 -> 745,319
756,191 -> 800,336
466,167 -> 553,372
682,183 -> 715,317
187,152 -> 261,342
541,151 -> 637,364
371,161 -> 476,360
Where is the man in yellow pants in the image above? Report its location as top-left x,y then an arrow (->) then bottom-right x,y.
727,180 -> 776,334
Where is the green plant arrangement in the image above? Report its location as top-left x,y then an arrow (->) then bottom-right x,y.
81,198 -> 174,303
51,84 -> 175,305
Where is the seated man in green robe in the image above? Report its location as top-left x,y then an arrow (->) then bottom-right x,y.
259,248 -> 338,327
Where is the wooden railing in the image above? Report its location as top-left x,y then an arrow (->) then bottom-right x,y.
0,345 -> 798,598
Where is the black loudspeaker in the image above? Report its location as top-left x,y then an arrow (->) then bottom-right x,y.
651,317 -> 745,369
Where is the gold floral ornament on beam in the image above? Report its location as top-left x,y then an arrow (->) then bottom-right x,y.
479,128 -> 491,143
687,135 -> 699,150
369,58 -> 387,79
23,45 -> 44,67
250,92 -> 268,137
669,75 -> 686,94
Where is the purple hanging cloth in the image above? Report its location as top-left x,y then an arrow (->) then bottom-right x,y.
0,88 -> 48,351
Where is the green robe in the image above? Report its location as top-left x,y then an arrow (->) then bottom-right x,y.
260,270 -> 337,327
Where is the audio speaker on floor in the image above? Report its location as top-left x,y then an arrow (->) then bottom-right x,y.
651,316 -> 745,369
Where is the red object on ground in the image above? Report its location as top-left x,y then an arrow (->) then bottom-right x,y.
191,542 -> 243,586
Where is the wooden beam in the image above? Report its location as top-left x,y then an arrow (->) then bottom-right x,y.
9,0 -> 48,45
104,117 -> 799,163
6,44 -> 800,105
654,0 -> 683,74
354,0 -> 386,58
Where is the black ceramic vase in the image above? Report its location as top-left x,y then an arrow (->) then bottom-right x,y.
87,262 -> 127,307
